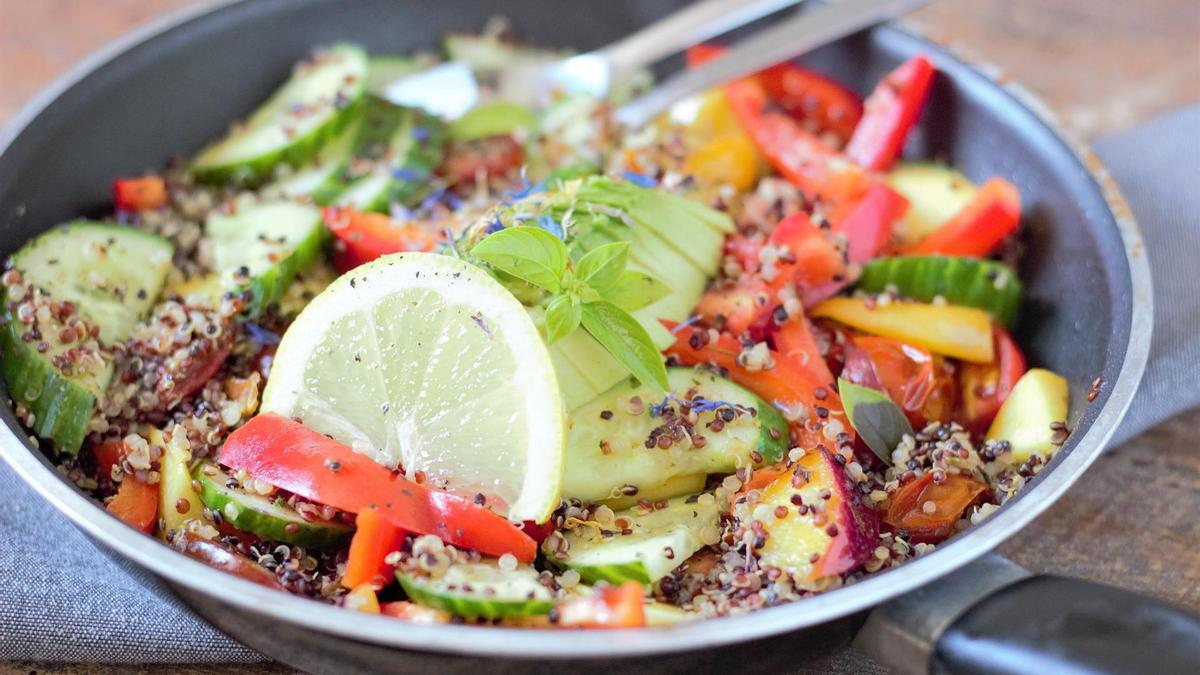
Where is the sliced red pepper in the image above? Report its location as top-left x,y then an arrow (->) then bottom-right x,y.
323,208 -> 443,273
766,211 -> 848,306
113,177 -> 167,212
884,472 -> 990,544
685,44 -> 726,68
725,78 -> 869,212
93,438 -> 126,479
773,316 -> 835,389
845,55 -> 936,171
902,178 -> 1021,258
106,476 -> 158,534
696,278 -> 770,335
663,322 -> 852,449
555,581 -> 646,628
957,326 -> 1027,434
342,506 -> 406,590
759,63 -> 864,144
219,414 -> 537,562
834,183 -> 908,264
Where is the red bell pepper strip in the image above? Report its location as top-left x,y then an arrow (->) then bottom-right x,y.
323,208 -> 443,273
555,581 -> 646,628
834,183 -> 908,264
845,55 -> 936,171
957,326 -> 1027,434
759,63 -> 864,143
884,472 -> 990,544
663,321 -> 852,449
685,44 -> 726,68
902,178 -> 1022,258
219,414 -> 537,562
725,78 -> 869,213
107,476 -> 159,534
113,177 -> 167,212
342,506 -> 406,590
773,316 -> 836,389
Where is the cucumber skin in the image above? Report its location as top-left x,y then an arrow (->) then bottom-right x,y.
571,560 -> 653,586
193,46 -> 369,186
0,319 -> 94,454
239,219 -> 327,319
857,255 -> 1023,327
396,572 -> 555,619
194,464 -> 352,549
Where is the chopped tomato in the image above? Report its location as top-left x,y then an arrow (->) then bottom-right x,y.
93,439 -> 126,478
106,476 -> 158,534
834,183 -> 908,264
725,78 -> 869,213
902,178 -> 1021,258
724,234 -> 764,275
773,316 -> 836,388
342,506 -> 406,590
113,177 -> 167,212
556,582 -> 645,628
663,322 -> 852,448
766,211 -> 847,302
323,208 -> 443,273
845,55 -> 936,171
843,336 -> 935,426
884,472 -> 990,544
957,326 -> 1027,434
174,531 -> 282,588
219,414 -> 537,562
759,63 -> 864,143
696,278 -> 769,335
439,134 -> 523,186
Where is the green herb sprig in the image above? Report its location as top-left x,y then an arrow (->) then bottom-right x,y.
472,227 -> 670,391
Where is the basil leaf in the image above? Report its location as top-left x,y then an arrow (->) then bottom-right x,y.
544,294 -> 582,344
580,300 -> 669,392
575,242 -> 630,292
838,378 -> 911,466
471,227 -> 568,293
603,270 -> 671,312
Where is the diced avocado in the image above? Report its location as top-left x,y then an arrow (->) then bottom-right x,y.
397,561 -> 555,619
563,368 -> 788,502
986,368 -> 1070,463
1,222 -> 173,452
550,495 -> 719,586
886,162 -> 978,246
600,473 -> 708,511
192,44 -> 369,185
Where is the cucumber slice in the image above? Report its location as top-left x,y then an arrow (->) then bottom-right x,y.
321,99 -> 446,212
365,55 -> 436,96
194,462 -> 352,549
563,368 -> 788,502
644,601 -> 691,626
155,427 -> 206,533
261,109 -> 364,203
192,44 -> 369,185
397,561 -> 555,619
2,223 -> 173,452
206,201 -> 325,317
886,162 -> 978,245
599,473 -> 708,511
552,495 -> 719,586
449,101 -> 537,142
857,255 -> 1023,327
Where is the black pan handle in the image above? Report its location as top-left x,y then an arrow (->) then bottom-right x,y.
854,555 -> 1200,675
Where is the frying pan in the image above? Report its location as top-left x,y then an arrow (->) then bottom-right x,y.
0,1 -> 1193,673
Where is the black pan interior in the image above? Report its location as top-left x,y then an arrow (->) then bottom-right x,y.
0,0 -> 1131,552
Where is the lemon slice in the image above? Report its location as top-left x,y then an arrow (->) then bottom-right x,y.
261,252 -> 564,523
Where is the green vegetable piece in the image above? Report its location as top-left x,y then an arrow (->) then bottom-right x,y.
449,101 -> 538,141
544,294 -> 581,344
472,227 -> 568,293
397,561 -> 554,619
838,378 -> 912,465
857,255 -> 1023,327
604,270 -> 671,312
575,241 -> 630,292
581,301 -> 669,392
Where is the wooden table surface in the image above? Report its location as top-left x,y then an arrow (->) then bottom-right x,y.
2,1 -> 1198,673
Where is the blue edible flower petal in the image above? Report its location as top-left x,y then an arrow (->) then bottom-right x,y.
537,214 -> 565,240
244,321 -> 281,346
620,170 -> 657,188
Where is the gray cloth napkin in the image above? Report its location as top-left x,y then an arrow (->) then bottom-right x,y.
1,104 -> 1198,665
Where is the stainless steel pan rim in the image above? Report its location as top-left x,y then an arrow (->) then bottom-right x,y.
0,0 -> 1152,660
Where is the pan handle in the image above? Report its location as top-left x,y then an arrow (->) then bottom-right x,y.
854,555 -> 1200,675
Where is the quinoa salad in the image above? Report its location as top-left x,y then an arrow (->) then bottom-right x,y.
2,22 -> 1072,628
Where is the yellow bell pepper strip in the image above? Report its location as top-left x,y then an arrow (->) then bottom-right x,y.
344,583 -> 382,614
902,178 -> 1021,258
810,297 -> 995,363
684,133 -> 762,191
986,368 -> 1070,463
